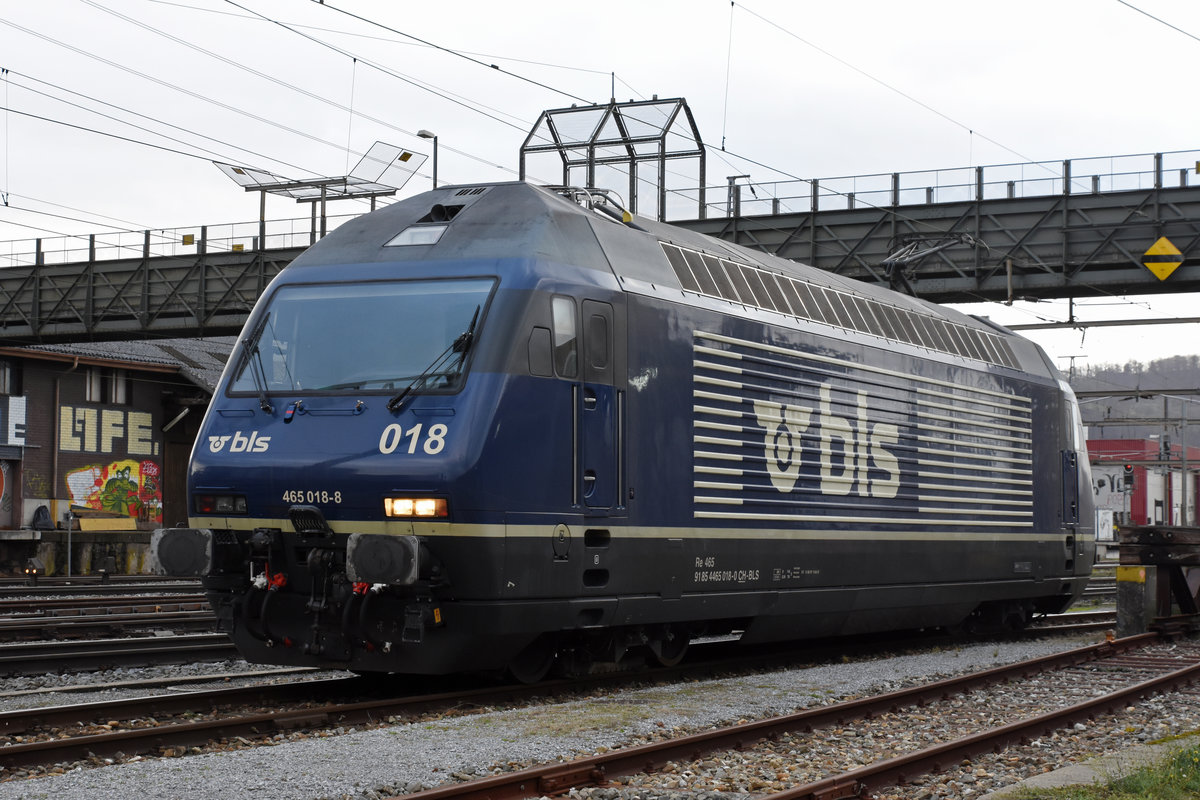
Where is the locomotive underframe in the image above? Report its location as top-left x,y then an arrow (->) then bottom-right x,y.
177,524 -> 1086,675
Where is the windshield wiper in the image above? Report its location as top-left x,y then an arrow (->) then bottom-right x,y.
233,311 -> 274,414
387,306 -> 480,413
319,373 -> 448,391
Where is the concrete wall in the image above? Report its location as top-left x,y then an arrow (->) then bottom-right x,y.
0,531 -> 150,577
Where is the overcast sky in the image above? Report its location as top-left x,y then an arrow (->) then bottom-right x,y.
2,0 -> 1200,372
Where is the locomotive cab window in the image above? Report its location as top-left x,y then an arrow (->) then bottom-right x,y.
228,278 -> 495,397
551,296 -> 578,378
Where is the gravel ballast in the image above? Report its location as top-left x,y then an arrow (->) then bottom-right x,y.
0,635 -> 1190,800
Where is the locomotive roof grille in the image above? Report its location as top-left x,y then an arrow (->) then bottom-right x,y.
660,241 -> 1018,370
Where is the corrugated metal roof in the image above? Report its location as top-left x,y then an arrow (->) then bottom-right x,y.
20,337 -> 235,393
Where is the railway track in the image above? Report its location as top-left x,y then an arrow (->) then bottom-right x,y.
0,593 -> 208,615
0,633 -> 238,676
0,578 -> 203,598
0,618 -> 1104,777
0,593 -> 217,642
0,665 -> 630,774
0,608 -> 217,642
0,620 -> 1129,783
375,632 -> 1200,800
1029,609 -> 1115,634
0,604 -> 1115,678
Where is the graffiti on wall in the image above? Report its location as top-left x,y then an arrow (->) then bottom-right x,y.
59,407 -> 159,456
0,398 -> 25,446
65,459 -> 162,522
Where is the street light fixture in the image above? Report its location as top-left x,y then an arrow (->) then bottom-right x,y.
417,129 -> 437,189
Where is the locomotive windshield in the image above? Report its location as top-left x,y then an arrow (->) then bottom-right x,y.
228,278 -> 495,396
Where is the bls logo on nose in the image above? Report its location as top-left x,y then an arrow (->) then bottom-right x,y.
208,430 -> 271,453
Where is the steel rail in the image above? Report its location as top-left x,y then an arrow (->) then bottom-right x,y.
774,649 -> 1200,799
0,633 -> 238,675
0,666 -> 316,699
0,576 -> 200,587
383,634 -> 1160,800
0,581 -> 204,598
0,593 -> 208,614
0,609 -> 217,641
0,675 -> 362,738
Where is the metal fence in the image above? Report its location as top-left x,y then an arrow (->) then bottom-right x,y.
4,149 -> 1199,263
669,149 -> 1200,221
0,213 -> 358,268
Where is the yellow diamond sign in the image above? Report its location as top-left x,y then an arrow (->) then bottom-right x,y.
1143,236 -> 1183,281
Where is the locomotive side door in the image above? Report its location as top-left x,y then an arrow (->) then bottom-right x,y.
550,296 -> 624,514
578,299 -> 618,512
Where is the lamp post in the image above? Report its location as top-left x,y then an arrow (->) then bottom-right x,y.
418,129 -> 438,189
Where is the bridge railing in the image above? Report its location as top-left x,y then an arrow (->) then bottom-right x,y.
672,148 -> 1200,221
0,213 -> 359,268
6,149 -> 1200,258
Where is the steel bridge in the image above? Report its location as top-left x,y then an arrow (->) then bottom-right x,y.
679,150 -> 1200,304
1,150 -> 1199,343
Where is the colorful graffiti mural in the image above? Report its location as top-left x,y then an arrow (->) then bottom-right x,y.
65,459 -> 162,522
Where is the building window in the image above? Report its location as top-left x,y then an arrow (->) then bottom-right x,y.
86,367 -> 131,405
0,361 -> 21,395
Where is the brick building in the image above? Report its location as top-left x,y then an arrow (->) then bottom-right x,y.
0,338 -> 231,543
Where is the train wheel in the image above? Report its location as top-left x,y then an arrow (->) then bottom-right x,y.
506,635 -> 558,684
649,628 -> 689,667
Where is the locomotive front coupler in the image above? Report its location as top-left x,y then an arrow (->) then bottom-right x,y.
402,596 -> 443,644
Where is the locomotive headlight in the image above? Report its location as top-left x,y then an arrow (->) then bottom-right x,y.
384,497 -> 448,518
194,494 -> 247,514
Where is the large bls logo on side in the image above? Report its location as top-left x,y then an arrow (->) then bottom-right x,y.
753,384 -> 899,498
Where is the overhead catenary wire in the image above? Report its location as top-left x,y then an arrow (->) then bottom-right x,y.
213,3 -> 717,202
221,0 -> 535,136
0,101 -> 388,227
79,1 -> 527,176
3,191 -> 151,232
1115,0 -> 1200,44
0,18 -> 371,171
0,77 -> 400,249
306,0 -> 593,105
148,0 -> 620,83
729,1 -> 1040,167
0,0 -> 566,235
2,0 -> 586,239
78,0 -> 1044,232
226,0 -> 862,199
2,70 -> 323,180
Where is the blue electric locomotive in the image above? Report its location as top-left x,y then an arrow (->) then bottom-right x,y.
153,181 -> 1095,679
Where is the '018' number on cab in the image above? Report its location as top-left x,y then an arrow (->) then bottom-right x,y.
379,423 -> 448,455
